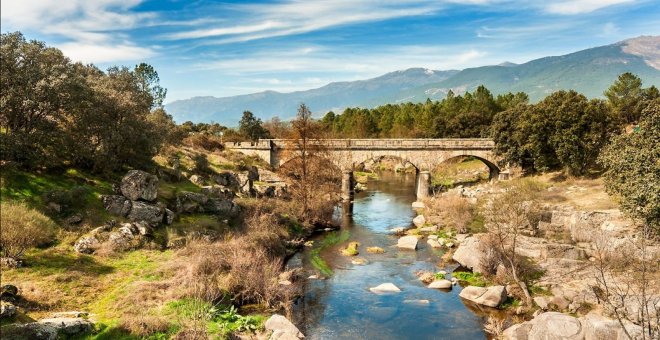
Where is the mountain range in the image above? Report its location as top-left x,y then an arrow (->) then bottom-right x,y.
166,36 -> 660,125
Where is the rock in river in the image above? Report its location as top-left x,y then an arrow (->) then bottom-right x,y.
397,236 -> 418,250
428,279 -> 452,289
459,285 -> 507,308
370,283 -> 401,294
265,314 -> 304,339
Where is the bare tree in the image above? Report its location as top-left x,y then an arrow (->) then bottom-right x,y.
281,104 -> 339,223
483,183 -> 539,306
592,224 -> 659,339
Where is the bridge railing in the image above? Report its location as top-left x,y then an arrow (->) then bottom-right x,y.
268,138 -> 494,149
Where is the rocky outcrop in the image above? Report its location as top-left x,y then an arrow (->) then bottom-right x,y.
459,285 -> 507,307
265,314 -> 304,339
503,312 -> 642,340
397,236 -> 418,250
73,236 -> 100,254
1,322 -> 58,339
39,317 -> 94,335
120,170 -> 158,201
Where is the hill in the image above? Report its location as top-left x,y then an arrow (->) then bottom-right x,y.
166,36 -> 660,125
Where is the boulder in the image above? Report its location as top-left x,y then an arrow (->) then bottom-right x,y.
176,191 -> 209,213
580,312 -> 643,340
73,236 -> 100,254
64,214 -> 83,225
164,208 -> 175,225
0,323 -> 58,340
534,296 -> 550,310
351,257 -> 368,265
127,201 -> 164,225
413,215 -> 426,227
411,201 -> 426,209
1,301 -> 17,319
201,185 -> 235,199
428,280 -> 452,289
397,236 -> 418,250
101,195 -> 132,217
459,285 -> 507,308
214,172 -> 241,189
264,314 -> 304,339
120,170 -> 158,201
134,221 -> 153,236
39,317 -> 94,335
204,198 -> 239,216
369,283 -> 401,294
427,239 -> 442,248
452,234 -> 486,272
1,284 -> 19,301
504,312 -> 584,340
417,272 -> 435,284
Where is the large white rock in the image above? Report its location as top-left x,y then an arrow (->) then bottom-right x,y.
369,283 -> 401,294
265,314 -> 304,339
459,285 -> 507,308
427,239 -> 442,248
413,215 -> 426,227
412,201 -> 426,209
452,234 -> 486,272
428,280 -> 452,289
397,236 -> 418,250
503,312 -> 644,340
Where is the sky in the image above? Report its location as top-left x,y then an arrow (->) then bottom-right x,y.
2,0 -> 659,103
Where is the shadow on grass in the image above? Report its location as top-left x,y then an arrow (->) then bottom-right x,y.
24,249 -> 115,276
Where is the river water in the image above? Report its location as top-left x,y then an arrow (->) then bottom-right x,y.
292,172 -> 489,339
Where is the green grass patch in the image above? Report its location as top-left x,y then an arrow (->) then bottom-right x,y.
500,297 -> 521,310
452,271 -> 488,287
310,231 -> 350,276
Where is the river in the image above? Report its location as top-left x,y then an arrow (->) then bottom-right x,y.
291,171 -> 490,339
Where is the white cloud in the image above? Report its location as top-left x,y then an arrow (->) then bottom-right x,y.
164,0 -> 496,43
545,0 -> 635,15
0,0 -> 156,63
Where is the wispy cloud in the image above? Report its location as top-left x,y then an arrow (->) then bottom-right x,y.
163,0 -> 493,43
0,0 -> 156,63
544,0 -> 636,15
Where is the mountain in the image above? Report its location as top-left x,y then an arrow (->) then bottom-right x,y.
167,36 -> 660,125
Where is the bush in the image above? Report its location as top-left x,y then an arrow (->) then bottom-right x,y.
426,195 -> 475,233
0,201 -> 55,260
183,134 -> 224,152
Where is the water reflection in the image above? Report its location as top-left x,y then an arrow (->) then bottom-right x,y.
294,172 -> 487,340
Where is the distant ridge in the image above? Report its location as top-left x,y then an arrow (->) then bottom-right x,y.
166,36 -> 660,125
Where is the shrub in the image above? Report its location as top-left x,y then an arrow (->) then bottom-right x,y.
426,195 -> 475,233
184,134 -> 224,152
0,201 -> 55,260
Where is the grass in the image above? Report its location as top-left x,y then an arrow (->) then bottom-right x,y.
452,271 -> 489,287
310,231 -> 350,276
1,247 -> 173,320
431,157 -> 489,188
0,167 -> 115,225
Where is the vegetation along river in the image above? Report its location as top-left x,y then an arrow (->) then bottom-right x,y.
290,172 -> 491,339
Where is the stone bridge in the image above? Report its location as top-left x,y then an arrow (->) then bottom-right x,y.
226,139 -> 504,201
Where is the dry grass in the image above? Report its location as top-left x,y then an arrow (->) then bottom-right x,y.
513,173 -> 618,210
0,201 -> 56,260
425,195 -> 476,233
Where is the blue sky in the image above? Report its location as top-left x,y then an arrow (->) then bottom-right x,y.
2,0 -> 659,102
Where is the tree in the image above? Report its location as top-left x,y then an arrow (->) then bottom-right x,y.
281,104 -> 339,222
605,72 -> 645,124
262,116 -> 291,139
483,182 -> 540,306
134,62 -> 167,108
238,111 -> 271,141
599,99 -> 660,232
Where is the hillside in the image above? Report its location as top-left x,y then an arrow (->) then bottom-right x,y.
166,36 -> 660,125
